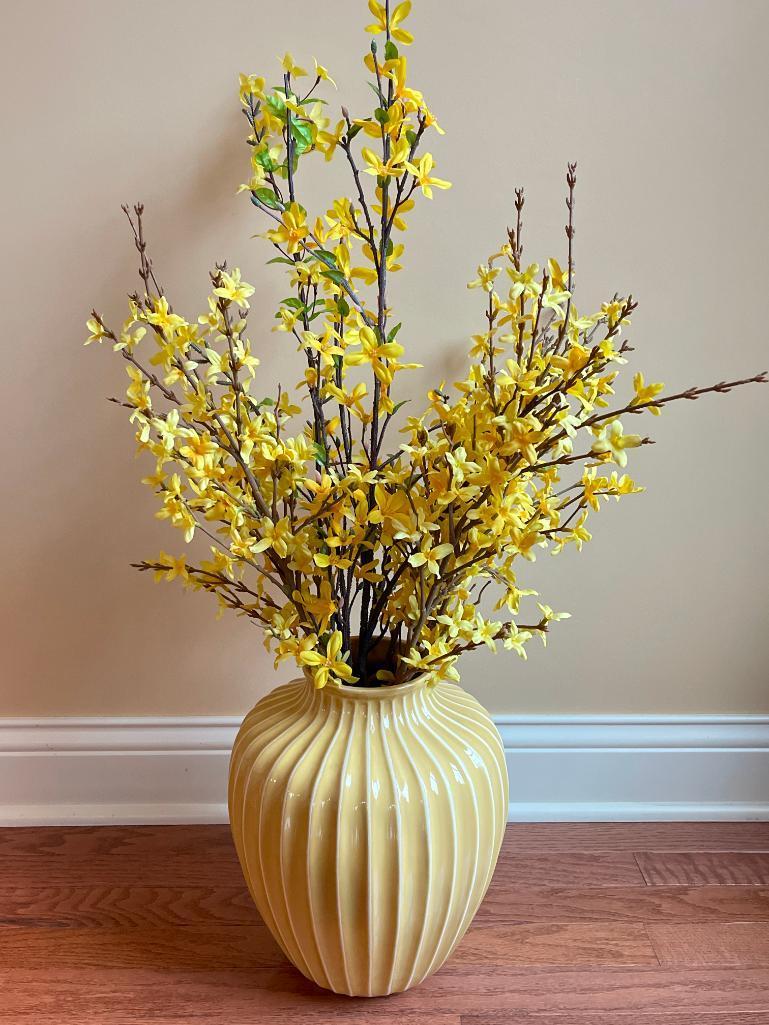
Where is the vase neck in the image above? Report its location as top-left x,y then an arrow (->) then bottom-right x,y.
300,672 -> 434,711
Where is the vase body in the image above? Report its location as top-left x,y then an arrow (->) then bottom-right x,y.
228,673 -> 508,996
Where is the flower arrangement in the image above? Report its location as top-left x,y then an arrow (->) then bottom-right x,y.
87,0 -> 765,689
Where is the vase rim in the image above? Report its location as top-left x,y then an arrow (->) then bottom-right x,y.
301,668 -> 431,701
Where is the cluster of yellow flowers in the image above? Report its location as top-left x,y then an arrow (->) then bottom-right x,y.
88,0 -> 765,688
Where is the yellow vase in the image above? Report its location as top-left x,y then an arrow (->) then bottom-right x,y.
228,672 -> 508,996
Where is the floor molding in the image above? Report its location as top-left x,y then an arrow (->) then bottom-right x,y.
497,715 -> 769,822
1,714 -> 767,825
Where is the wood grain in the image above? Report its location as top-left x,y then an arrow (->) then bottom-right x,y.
0,884 -> 258,927
636,852 -> 769,885
0,921 -> 656,971
3,883 -> 767,930
8,883 -> 764,930
455,923 -> 656,966
463,1014 -> 769,1024
2,823 -> 769,1021
0,825 -> 242,886
502,822 -> 769,852
476,884 -> 769,924
485,852 -> 645,888
647,922 -> 769,967
0,924 -> 286,970
3,967 -> 769,1020
3,821 -> 768,874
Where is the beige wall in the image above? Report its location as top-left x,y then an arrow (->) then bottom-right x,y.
2,0 -> 767,716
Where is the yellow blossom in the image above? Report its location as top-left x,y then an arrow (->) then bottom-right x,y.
408,541 -> 454,576
368,484 -> 412,533
85,316 -> 108,345
631,372 -> 664,414
214,269 -> 255,308
365,0 -> 414,45
591,420 -> 643,468
299,631 -> 355,688
503,625 -> 533,659
238,74 -> 265,101
281,52 -> 307,77
313,59 -> 336,88
146,297 -> 185,335
361,137 -> 411,179
468,265 -> 500,292
345,326 -> 405,386
153,552 -> 189,583
266,202 -> 309,255
252,518 -> 293,558
404,153 -> 451,198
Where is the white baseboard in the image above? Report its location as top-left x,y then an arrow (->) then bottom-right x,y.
1,714 -> 768,825
0,718 -> 236,826
497,716 -> 769,822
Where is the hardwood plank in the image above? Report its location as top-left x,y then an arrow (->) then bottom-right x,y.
3,882 -> 765,930
1,824 -> 767,885
456,923 -> 656,966
0,924 -> 287,970
0,922 -> 654,972
636,852 -> 769,885
0,884 -> 259,927
3,822 -> 767,880
487,853 -> 645,888
475,884 -> 769,925
648,922 -> 769,967
3,823 -> 769,1022
464,1014 -> 769,1024
3,967 -> 769,1019
0,825 -> 243,886
502,823 -> 769,852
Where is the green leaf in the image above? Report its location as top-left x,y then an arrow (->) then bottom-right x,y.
281,297 -> 305,310
387,322 -> 402,342
252,187 -> 283,210
266,256 -> 298,266
265,91 -> 287,118
312,442 -> 328,466
320,268 -> 347,287
346,123 -> 363,141
313,249 -> 339,269
254,148 -> 278,172
405,129 -> 417,148
248,395 -> 275,410
367,81 -> 385,103
336,297 -> 350,318
374,107 -> 388,125
290,120 -> 314,154
384,40 -> 399,61
391,399 -> 410,414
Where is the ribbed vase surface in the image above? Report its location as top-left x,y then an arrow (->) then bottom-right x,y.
228,673 -> 508,996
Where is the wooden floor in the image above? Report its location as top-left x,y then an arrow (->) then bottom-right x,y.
2,823 -> 769,1023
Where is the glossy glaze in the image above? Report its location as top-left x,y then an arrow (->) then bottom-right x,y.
228,673 -> 508,996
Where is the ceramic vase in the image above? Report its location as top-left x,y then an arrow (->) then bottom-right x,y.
228,672 -> 508,996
